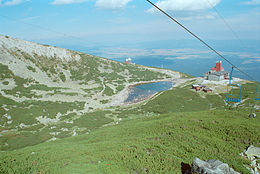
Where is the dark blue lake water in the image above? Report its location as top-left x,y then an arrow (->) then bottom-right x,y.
125,81 -> 173,103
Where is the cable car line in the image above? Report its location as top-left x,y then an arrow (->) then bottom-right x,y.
205,0 -> 245,47
146,0 -> 259,113
146,0 -> 258,84
0,3 -> 258,84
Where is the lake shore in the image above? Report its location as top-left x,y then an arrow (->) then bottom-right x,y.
120,78 -> 190,105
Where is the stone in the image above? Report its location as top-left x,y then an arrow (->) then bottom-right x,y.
249,113 -> 256,118
191,158 -> 240,174
240,146 -> 260,174
245,146 -> 260,158
254,167 -> 259,174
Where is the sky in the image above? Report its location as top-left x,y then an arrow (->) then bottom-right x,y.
0,0 -> 260,79
0,0 -> 259,43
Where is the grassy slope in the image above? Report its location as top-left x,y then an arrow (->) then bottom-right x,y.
1,84 -> 259,174
141,87 -> 225,114
1,36 -> 260,173
0,45 -> 173,151
0,110 -> 259,174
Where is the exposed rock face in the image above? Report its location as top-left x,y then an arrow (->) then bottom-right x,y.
245,146 -> 260,159
191,158 -> 240,174
240,145 -> 260,174
0,35 -> 183,150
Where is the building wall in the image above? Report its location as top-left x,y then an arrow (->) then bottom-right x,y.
219,75 -> 225,80
208,75 -> 221,81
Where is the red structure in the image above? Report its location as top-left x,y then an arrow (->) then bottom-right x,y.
211,61 -> 224,72
125,58 -> 132,64
205,61 -> 229,81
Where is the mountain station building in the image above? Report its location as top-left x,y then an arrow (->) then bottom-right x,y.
125,58 -> 132,64
204,61 -> 229,81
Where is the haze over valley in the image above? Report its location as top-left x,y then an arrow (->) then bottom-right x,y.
0,0 -> 260,173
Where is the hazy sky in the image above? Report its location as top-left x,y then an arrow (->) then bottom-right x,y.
0,0 -> 260,46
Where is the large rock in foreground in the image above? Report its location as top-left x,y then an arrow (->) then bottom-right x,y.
244,145 -> 260,159
240,145 -> 260,174
191,158 -> 240,174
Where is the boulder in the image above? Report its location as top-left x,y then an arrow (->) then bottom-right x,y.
245,145 -> 260,158
191,158 -> 240,174
240,145 -> 260,174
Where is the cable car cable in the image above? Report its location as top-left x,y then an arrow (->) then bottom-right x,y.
146,0 -> 259,84
205,0 -> 245,48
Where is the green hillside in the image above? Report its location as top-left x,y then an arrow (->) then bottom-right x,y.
0,106 -> 259,174
0,35 -> 181,151
1,82 -> 260,173
1,35 -> 260,174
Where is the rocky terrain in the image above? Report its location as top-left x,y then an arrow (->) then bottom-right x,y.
241,145 -> 260,174
0,35 -> 181,150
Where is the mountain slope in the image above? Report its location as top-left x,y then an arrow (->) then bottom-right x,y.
1,35 -> 259,174
0,109 -> 259,174
0,35 -> 180,105
0,35 -> 181,150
